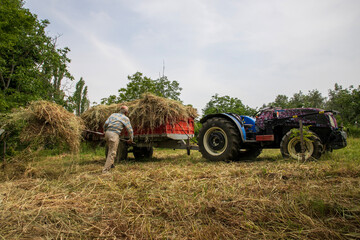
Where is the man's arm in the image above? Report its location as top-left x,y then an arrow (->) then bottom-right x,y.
122,117 -> 134,141
103,118 -> 109,131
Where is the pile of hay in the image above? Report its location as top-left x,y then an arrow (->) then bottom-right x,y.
128,93 -> 198,130
82,93 -> 198,132
4,101 -> 85,153
80,103 -> 125,132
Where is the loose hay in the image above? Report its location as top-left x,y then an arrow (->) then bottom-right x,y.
82,93 -> 198,132
5,100 -> 85,153
80,103 -> 125,132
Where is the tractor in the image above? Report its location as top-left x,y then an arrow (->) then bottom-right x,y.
198,108 -> 347,161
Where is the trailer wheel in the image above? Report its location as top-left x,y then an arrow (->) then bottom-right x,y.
105,141 -> 128,162
133,146 -> 153,160
280,131 -> 323,160
198,117 -> 240,161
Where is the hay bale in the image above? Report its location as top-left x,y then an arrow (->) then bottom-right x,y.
128,93 -> 198,131
81,93 -> 198,132
5,100 -> 85,153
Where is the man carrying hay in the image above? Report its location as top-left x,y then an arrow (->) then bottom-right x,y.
103,106 -> 134,173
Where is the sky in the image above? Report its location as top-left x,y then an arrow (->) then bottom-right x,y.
24,0 -> 360,114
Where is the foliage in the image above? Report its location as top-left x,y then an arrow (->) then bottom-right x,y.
326,84 -> 360,126
344,125 -> 360,138
68,77 -> 90,115
266,90 -> 326,109
100,94 -> 117,105
0,0 -> 73,112
101,72 -> 182,104
290,125 -> 314,142
202,94 -> 256,116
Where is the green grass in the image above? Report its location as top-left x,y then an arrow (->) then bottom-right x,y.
0,139 -> 359,239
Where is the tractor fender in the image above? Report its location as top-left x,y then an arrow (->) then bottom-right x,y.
200,113 -> 246,142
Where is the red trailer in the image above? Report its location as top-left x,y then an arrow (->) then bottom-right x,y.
87,118 -> 198,161
128,118 -> 197,160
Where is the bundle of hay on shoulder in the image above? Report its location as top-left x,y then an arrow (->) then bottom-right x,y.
5,100 -> 85,153
81,93 -> 198,133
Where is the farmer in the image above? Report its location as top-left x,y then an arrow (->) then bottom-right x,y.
103,106 -> 134,173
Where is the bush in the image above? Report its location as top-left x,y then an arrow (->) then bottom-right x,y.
345,125 -> 360,138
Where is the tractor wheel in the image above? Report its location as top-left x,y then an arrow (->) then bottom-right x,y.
105,141 -> 128,162
236,147 -> 262,160
280,131 -> 323,160
133,146 -> 153,160
198,117 -> 241,161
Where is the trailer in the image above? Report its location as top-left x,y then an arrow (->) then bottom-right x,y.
86,118 -> 198,161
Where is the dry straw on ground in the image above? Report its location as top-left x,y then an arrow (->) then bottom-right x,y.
81,93 -> 198,132
5,100 -> 85,153
0,140 -> 359,239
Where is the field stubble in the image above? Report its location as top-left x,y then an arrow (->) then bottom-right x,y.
0,139 -> 359,239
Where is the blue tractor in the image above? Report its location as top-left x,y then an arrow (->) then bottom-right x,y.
198,108 -> 347,161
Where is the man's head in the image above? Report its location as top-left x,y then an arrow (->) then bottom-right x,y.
120,106 -> 129,116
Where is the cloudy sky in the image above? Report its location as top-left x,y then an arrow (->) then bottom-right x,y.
24,0 -> 360,114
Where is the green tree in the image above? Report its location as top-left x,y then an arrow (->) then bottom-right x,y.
268,94 -> 290,108
202,94 -> 256,116
288,91 -> 306,108
69,77 -> 89,115
100,95 -> 117,105
114,72 -> 182,103
265,90 -> 326,109
326,84 -> 360,125
0,0 -> 73,112
302,89 -> 326,108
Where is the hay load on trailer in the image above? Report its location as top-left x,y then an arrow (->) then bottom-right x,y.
3,100 -> 85,153
81,93 -> 198,160
128,93 -> 198,133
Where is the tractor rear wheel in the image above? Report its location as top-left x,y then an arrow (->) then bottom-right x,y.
198,117 -> 241,161
280,130 -> 323,160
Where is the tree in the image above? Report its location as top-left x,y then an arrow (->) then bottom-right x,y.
326,84 -> 360,125
114,72 -> 182,103
267,94 -> 290,109
0,0 -> 73,112
265,90 -> 326,109
288,91 -> 306,108
202,94 -> 256,116
302,89 -> 326,108
100,95 -> 117,105
69,77 -> 89,115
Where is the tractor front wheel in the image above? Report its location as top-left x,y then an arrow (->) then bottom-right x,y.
280,131 -> 323,160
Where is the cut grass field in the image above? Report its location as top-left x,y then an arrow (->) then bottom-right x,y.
1,138 -> 359,239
